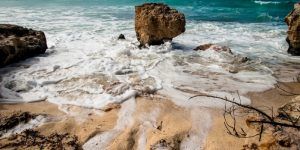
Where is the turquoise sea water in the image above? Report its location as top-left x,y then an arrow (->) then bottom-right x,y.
1,0 -> 297,23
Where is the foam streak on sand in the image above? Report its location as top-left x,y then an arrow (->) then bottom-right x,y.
136,108 -> 160,150
180,109 -> 212,150
83,97 -> 136,149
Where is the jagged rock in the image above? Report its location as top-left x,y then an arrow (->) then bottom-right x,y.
194,43 -> 233,54
277,98 -> 300,123
285,3 -> 300,56
150,136 -> 182,150
193,43 -> 214,51
0,129 -> 81,149
135,3 -> 185,46
0,112 -> 36,134
118,34 -> 125,40
0,24 -> 47,67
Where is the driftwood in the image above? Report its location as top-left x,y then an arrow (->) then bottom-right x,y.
189,93 -> 300,141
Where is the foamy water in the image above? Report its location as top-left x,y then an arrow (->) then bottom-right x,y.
0,4 -> 300,149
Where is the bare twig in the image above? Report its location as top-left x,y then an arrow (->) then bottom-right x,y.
259,124 -> 264,141
189,93 -> 300,141
189,94 -> 274,121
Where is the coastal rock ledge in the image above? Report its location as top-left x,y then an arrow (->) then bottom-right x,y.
0,24 -> 47,67
135,3 -> 186,47
285,3 -> 300,56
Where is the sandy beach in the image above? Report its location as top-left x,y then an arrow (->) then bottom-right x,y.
0,82 -> 299,149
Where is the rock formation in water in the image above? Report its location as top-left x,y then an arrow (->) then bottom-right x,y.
135,3 -> 186,47
118,34 -> 125,40
194,43 -> 233,54
285,3 -> 300,56
0,24 -> 47,67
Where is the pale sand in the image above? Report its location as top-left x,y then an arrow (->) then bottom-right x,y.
0,96 -> 191,149
1,82 -> 299,149
0,101 -> 119,145
105,97 -> 192,149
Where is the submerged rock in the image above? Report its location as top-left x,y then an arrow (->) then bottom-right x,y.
118,34 -> 125,40
4,80 -> 35,92
194,43 -> 233,54
0,24 -> 47,67
135,3 -> 186,46
285,3 -> 300,56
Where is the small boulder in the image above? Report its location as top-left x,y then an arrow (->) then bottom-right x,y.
285,3 -> 300,56
0,24 -> 47,67
118,34 -> 125,40
135,3 -> 186,46
194,43 -> 233,54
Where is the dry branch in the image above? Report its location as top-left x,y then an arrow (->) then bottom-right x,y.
189,93 -> 300,141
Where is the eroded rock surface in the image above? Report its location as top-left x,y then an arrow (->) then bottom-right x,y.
135,3 -> 185,46
0,130 -> 81,150
194,43 -> 233,54
285,3 -> 300,56
0,112 -> 36,135
0,24 -> 47,67
278,96 -> 300,123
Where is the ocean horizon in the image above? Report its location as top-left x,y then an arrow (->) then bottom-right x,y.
1,0 -> 297,23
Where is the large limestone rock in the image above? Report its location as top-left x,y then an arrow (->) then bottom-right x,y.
285,3 -> 300,56
0,24 -> 47,67
135,3 -> 186,46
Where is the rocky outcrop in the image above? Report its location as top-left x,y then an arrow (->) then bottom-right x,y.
285,3 -> 300,56
135,3 -> 186,47
0,24 -> 47,67
278,96 -> 300,122
194,43 -> 233,54
118,34 -> 125,40
0,129 -> 81,149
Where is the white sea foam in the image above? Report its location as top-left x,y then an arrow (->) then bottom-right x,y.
1,8 -> 299,108
254,0 -> 281,5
